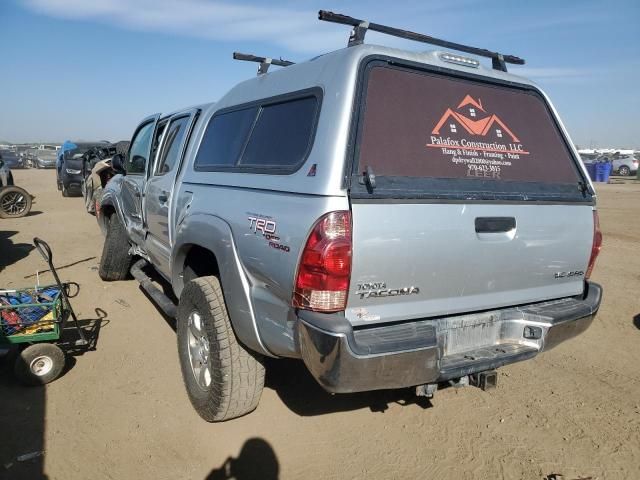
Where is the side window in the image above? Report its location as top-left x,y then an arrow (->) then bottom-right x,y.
239,96 -> 317,168
126,121 -> 155,175
150,121 -> 168,170
156,116 -> 190,175
194,107 -> 257,169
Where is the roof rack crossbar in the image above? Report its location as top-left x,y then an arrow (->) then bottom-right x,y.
233,52 -> 295,75
318,10 -> 524,72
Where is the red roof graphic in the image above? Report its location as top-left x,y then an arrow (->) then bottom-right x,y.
457,94 -> 484,112
432,95 -> 520,143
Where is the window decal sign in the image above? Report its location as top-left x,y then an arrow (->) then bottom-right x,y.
357,66 -> 580,184
427,94 -> 528,179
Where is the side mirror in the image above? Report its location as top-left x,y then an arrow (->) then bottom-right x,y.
111,153 -> 125,173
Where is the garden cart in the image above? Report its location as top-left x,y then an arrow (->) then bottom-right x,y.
0,238 -> 87,385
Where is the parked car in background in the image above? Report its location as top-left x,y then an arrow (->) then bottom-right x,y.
81,141 -> 129,214
581,154 -> 638,176
0,154 -> 32,218
0,153 -> 15,186
34,145 -> 59,169
98,12 -> 603,423
609,154 -> 638,176
0,148 -> 25,169
56,141 -> 109,196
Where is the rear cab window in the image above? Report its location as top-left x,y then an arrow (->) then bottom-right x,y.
350,59 -> 591,202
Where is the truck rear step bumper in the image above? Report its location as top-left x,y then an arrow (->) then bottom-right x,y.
297,281 -> 602,393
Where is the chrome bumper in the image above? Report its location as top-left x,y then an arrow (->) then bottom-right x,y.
297,282 -> 602,393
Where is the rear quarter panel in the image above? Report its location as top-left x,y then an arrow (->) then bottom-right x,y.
173,182 -> 349,357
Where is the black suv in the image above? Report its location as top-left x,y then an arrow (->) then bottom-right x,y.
57,142 -> 108,196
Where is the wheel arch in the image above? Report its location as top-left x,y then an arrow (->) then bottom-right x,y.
172,214 -> 273,357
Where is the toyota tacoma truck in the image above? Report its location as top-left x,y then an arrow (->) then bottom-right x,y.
97,11 -> 603,422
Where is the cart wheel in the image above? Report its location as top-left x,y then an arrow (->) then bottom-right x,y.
14,343 -> 66,386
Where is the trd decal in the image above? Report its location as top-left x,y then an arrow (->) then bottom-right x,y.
247,214 -> 290,253
248,216 -> 276,234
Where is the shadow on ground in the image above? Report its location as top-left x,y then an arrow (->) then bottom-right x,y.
24,210 -> 43,218
0,308 -> 108,479
265,358 -> 432,416
139,267 -> 435,417
205,438 -> 279,480
0,231 -> 34,273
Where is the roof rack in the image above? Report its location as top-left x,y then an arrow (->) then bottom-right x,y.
317,10 -> 524,72
232,52 -> 295,75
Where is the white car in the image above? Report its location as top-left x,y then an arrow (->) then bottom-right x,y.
610,155 -> 638,176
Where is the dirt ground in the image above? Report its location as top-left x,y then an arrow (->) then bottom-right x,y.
1,169 -> 639,480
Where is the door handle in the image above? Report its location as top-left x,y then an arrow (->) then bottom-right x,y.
475,217 -> 516,233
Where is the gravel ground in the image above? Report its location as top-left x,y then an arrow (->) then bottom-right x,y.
1,169 -> 639,480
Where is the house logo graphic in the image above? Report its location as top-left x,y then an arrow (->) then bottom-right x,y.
431,94 -> 520,143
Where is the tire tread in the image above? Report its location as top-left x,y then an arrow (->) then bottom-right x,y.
177,276 -> 264,422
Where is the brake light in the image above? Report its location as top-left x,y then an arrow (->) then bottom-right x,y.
293,211 -> 352,312
585,210 -> 602,279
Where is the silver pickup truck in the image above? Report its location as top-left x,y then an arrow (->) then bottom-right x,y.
98,12 -> 603,422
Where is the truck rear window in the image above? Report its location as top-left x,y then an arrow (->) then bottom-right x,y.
354,63 -> 584,197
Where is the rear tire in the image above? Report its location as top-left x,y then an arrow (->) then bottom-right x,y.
177,276 -> 265,422
0,186 -> 32,218
618,165 -> 631,176
14,343 -> 65,385
98,214 -> 131,281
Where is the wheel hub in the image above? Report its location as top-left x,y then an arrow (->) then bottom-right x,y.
30,355 -> 54,377
186,311 -> 212,389
1,191 -> 27,215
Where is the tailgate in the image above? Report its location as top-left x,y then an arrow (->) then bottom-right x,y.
345,59 -> 594,326
347,202 -> 592,325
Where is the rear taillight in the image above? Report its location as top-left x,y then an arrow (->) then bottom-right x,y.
586,210 -> 602,279
293,211 -> 352,312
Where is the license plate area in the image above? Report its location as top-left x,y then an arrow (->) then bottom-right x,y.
437,312 -> 502,356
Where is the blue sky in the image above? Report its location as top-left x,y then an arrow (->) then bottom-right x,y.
1,0 -> 638,148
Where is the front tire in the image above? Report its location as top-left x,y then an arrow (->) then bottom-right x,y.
14,343 -> 66,385
177,276 -> 265,422
98,214 -> 131,281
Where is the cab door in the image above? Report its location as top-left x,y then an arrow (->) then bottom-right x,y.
121,115 -> 159,245
143,110 -> 198,277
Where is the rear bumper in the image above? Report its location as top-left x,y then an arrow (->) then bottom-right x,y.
297,281 -> 602,393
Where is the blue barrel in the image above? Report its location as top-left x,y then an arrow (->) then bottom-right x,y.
595,162 -> 612,182
585,163 -> 597,181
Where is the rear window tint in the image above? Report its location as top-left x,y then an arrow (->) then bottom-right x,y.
238,96 -> 318,168
194,107 -> 257,169
357,66 -> 580,184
